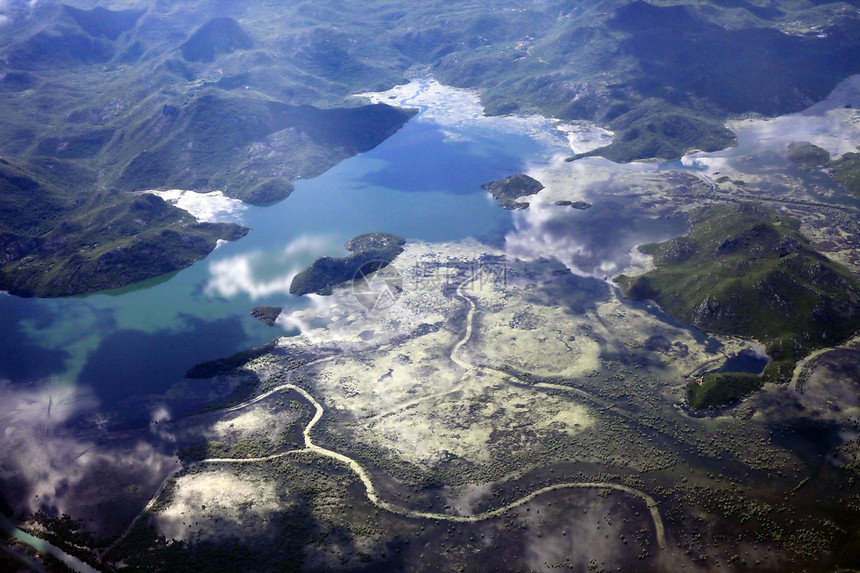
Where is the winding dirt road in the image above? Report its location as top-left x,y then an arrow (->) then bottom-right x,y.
107,268 -> 669,561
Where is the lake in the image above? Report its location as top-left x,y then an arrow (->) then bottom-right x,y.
0,81 -> 573,422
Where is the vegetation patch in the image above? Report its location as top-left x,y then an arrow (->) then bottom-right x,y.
786,141 -> 860,196
687,372 -> 762,410
568,103 -> 738,163
832,151 -> 860,196
787,141 -> 831,171
0,161 -> 248,297
616,203 -> 860,381
179,17 -> 253,63
185,341 -> 278,379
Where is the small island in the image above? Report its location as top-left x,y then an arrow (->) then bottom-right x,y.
250,305 -> 282,326
481,173 -> 544,210
289,232 -> 406,296
554,200 -> 592,210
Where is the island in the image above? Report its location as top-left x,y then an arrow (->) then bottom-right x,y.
554,200 -> 592,210
250,306 -> 283,326
289,232 -> 406,296
481,173 -> 544,210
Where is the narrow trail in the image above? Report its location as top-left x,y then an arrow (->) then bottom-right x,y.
450,269 -> 481,370
106,269 -> 669,560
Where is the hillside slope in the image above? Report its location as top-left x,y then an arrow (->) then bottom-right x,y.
616,203 -> 860,381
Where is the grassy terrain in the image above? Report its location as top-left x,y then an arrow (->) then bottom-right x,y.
787,141 -> 832,170
290,233 -> 406,296
568,103 -> 738,162
616,203 -> 860,381
687,372 -> 763,409
0,159 -> 248,297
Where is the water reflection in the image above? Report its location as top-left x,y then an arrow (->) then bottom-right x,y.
506,198 -> 688,278
205,235 -> 338,300
683,74 -> 860,173
1,74 -> 857,450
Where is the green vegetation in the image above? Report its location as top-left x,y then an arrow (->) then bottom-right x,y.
0,159 -> 248,297
786,142 -> 860,196
290,232 -> 405,296
481,173 -> 544,210
114,95 -> 415,203
177,439 -> 270,461
184,341 -> 278,379
616,203 -> 860,381
787,141 -> 831,171
832,151 -> 860,196
250,306 -> 283,326
180,17 -> 253,63
687,372 -> 763,410
569,104 -> 738,163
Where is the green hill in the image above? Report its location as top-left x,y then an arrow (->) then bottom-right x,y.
180,17 -> 253,62
786,141 -> 860,195
616,203 -> 860,381
115,93 -> 415,203
832,151 -> 860,196
0,159 -> 247,297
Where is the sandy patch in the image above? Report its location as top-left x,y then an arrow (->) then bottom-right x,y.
155,469 -> 283,543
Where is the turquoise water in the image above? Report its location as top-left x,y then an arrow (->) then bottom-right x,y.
0,116 -> 549,411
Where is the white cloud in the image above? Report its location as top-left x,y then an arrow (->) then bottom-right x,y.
357,78 -> 587,149
144,189 -> 248,224
0,380 -> 175,519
